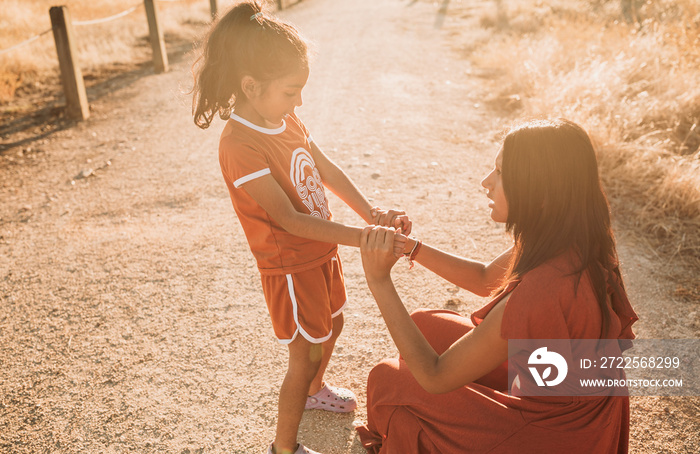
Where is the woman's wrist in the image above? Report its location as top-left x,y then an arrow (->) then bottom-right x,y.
366,273 -> 395,291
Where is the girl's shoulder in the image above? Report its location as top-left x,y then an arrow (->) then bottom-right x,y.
284,112 -> 311,139
218,118 -> 272,175
219,115 -> 278,155
219,121 -> 258,157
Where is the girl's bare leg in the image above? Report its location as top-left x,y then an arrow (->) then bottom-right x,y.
274,336 -> 321,454
273,315 -> 345,453
308,313 -> 344,395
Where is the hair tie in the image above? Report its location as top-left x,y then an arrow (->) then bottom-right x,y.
250,12 -> 263,22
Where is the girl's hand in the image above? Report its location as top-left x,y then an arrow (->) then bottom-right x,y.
393,228 -> 408,258
394,214 -> 412,236
360,225 -> 400,283
370,207 -> 413,236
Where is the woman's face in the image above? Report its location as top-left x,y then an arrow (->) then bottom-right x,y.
481,148 -> 508,223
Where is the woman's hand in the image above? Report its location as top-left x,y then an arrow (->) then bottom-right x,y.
360,225 -> 401,283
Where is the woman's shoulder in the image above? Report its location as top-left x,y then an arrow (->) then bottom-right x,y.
524,254 -> 600,310
486,254 -> 586,339
472,254 -> 580,318
512,258 -> 576,309
518,252 -> 584,291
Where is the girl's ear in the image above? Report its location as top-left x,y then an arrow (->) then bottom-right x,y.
240,75 -> 258,99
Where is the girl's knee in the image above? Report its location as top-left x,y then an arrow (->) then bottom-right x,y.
287,338 -> 323,378
287,355 -> 321,383
330,313 -> 344,339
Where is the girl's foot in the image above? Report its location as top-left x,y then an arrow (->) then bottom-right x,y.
305,384 -> 357,413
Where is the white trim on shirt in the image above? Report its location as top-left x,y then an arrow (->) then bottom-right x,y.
234,168 -> 271,188
230,112 -> 286,135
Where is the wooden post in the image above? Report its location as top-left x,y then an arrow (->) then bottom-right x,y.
209,0 -> 218,20
49,6 -> 89,121
143,0 -> 168,73
276,0 -> 284,10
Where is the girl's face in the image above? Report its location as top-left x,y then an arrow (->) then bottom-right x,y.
481,148 -> 508,223
239,66 -> 309,129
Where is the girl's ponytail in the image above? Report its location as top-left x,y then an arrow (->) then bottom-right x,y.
192,0 -> 308,129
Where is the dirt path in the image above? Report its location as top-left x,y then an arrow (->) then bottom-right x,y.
0,0 -> 697,453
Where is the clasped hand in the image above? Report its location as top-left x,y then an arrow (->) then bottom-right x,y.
360,225 -> 408,283
370,207 -> 412,236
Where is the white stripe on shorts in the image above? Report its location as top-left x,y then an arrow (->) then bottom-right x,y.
277,274 -> 333,345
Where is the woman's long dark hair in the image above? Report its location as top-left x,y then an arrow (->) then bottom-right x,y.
501,119 -> 620,336
191,0 -> 308,129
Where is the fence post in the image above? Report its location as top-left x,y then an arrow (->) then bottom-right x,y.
209,0 -> 218,20
49,6 -> 89,121
143,0 -> 168,73
276,0 -> 284,10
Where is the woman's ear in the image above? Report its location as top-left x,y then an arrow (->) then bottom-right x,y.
240,75 -> 258,99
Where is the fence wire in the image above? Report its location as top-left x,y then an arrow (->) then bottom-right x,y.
73,4 -> 141,26
0,0 -> 191,56
0,29 -> 52,56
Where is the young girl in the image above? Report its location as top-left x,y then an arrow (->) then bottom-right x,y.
358,119 -> 638,453
191,2 -> 410,454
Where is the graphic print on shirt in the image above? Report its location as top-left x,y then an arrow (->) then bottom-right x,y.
290,148 -> 331,219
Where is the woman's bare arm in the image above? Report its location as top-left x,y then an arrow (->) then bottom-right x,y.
402,235 -> 512,297
361,226 -> 510,393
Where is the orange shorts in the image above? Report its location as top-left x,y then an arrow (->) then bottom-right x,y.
261,253 -> 347,344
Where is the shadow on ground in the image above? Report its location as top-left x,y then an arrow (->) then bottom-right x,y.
0,40 -> 194,154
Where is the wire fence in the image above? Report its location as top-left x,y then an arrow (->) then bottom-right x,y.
1,0 -> 298,120
0,0 -> 195,57
0,29 -> 53,56
0,0 -> 296,57
73,4 -> 142,26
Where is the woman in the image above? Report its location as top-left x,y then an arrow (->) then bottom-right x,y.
356,119 -> 638,453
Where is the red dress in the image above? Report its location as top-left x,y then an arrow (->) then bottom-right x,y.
356,254 -> 638,454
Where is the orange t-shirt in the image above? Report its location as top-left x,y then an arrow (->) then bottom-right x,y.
219,112 -> 337,276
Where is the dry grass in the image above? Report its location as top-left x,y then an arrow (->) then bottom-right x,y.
0,0 -> 233,103
465,0 -> 700,271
